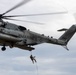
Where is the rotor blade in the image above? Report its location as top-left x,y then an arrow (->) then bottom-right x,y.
2,0 -> 31,15
3,11 -> 67,17
3,17 -> 44,25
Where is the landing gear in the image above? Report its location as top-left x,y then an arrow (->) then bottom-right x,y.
1,46 -> 6,51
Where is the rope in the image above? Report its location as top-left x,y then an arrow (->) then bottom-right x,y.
35,62 -> 39,75
30,51 -> 32,55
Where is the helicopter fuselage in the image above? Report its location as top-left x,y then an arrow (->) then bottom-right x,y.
0,21 -> 66,51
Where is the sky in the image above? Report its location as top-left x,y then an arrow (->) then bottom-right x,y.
0,0 -> 76,75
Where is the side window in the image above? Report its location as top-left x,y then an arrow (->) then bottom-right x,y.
18,26 -> 27,31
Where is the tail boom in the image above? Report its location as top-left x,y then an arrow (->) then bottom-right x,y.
46,25 -> 76,48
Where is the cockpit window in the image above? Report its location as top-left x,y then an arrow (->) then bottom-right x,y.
18,26 -> 27,31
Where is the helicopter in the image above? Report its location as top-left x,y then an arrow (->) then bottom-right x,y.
0,0 -> 75,51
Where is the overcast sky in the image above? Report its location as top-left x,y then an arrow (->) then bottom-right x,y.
0,0 -> 76,75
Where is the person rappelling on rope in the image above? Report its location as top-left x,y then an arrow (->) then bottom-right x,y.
30,55 -> 37,64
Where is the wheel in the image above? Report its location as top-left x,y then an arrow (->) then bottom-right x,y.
1,46 -> 6,51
